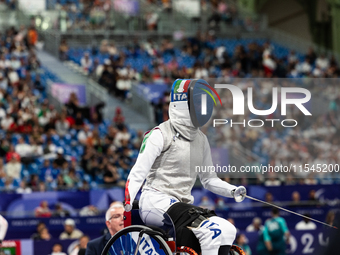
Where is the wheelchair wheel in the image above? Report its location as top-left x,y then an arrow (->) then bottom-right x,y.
230,245 -> 246,255
101,225 -> 173,255
176,246 -> 198,255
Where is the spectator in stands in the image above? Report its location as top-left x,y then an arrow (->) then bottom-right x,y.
289,191 -> 301,207
263,192 -> 274,207
55,113 -> 70,137
215,197 -> 228,210
53,148 -> 67,168
28,174 -> 40,191
103,164 -> 120,185
114,125 -> 131,148
235,234 -> 252,255
35,200 -> 52,218
59,218 -> 84,240
16,180 -> 32,194
1,112 -> 14,130
326,210 -> 335,227
31,222 -> 46,239
79,205 -> 100,216
5,154 -> 21,180
113,107 -> 125,129
59,39 -> 69,61
80,52 -> 93,74
53,203 -> 70,218
77,125 -> 92,145
85,203 -> 124,255
246,217 -> 262,232
295,214 -> 317,230
15,136 -> 32,160
198,196 -> 215,210
70,235 -> 90,255
308,190 -> 320,207
51,243 -> 67,255
74,111 -> 84,130
64,167 -> 80,188
56,174 -> 67,191
27,26 -> 38,47
34,227 -> 52,241
0,158 -> 5,179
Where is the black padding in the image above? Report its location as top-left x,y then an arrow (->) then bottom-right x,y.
132,200 -> 139,210
166,202 -> 217,254
219,245 -> 231,255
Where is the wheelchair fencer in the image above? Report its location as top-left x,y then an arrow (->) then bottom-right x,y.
101,200 -> 245,255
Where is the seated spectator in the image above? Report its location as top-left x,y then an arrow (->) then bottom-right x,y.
55,174 -> 67,191
55,113 -> 70,137
198,196 -> 215,210
74,111 -> 84,130
263,192 -> 274,207
16,180 -> 32,194
1,113 -> 14,130
53,148 -> 67,168
34,227 -> 52,241
295,214 -> 317,230
113,107 -> 125,129
308,190 -> 320,206
289,191 -> 301,207
80,52 -> 93,74
246,217 -> 262,232
28,174 -> 40,191
114,125 -> 131,148
0,158 -> 6,178
59,218 -> 84,240
85,204 -> 124,254
51,243 -> 67,255
70,235 -> 90,255
103,164 -> 120,185
235,234 -> 252,255
77,125 -> 92,145
31,222 -> 46,239
215,197 -> 228,210
52,203 -> 70,218
59,39 -> 69,61
35,200 -> 52,218
64,167 -> 80,188
79,205 -> 100,216
117,147 -> 132,171
15,136 -> 33,160
326,210 -> 335,227
5,154 -> 21,179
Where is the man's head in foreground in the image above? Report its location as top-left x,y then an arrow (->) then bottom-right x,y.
105,203 -> 125,236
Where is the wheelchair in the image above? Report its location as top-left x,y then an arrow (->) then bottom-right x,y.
101,201 -> 245,255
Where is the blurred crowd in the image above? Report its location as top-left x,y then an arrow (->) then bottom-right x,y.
0,26 -> 144,193
62,31 -> 340,186
44,0 -> 253,32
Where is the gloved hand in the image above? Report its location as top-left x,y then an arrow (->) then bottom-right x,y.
231,186 -> 246,202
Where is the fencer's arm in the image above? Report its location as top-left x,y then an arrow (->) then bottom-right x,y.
0,215 -> 8,242
198,136 -> 237,198
124,129 -> 163,211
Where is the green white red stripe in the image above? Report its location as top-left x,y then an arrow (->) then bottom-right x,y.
173,79 -> 191,93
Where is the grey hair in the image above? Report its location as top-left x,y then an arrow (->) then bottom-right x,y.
105,202 -> 124,221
